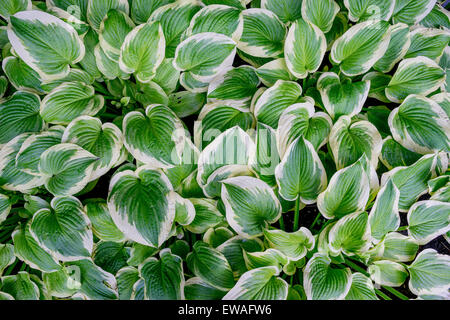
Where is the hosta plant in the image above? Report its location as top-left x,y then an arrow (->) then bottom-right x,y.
0,0 -> 449,301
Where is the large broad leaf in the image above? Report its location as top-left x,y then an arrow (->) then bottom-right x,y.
8,10 -> 85,81
277,101 -> 332,157
1,56 -> 45,95
385,57 -> 446,103
40,81 -> 104,125
407,200 -> 450,245
62,116 -> 123,180
185,198 -> 224,234
171,192 -> 195,226
0,91 -> 43,146
329,211 -> 371,256
0,194 -> 11,224
237,8 -> 286,58
186,242 -> 235,291
223,266 -> 288,300
317,156 -> 370,219
39,143 -> 98,196
329,116 -> 382,169
392,0 -> 437,25
149,0 -> 203,58
330,20 -> 390,76
174,32 -> 236,82
254,80 -> 303,128
388,95 -> 449,154
369,179 -> 401,242
123,104 -> 186,168
12,221 -> 61,273
379,136 -> 422,170
130,0 -> 174,24
368,260 -> 408,287
303,253 -> 352,300
256,58 -> 295,87
344,0 -> 395,22
95,43 -> 129,80
139,248 -> 184,300
119,21 -> 165,83
184,4 -> 243,40
221,176 -> 281,238
382,153 -> 444,212
301,0 -> 340,33
405,27 -> 450,62
345,273 -> 378,300
107,165 -> 174,248
0,272 -> 39,300
284,18 -> 326,79
0,0 -> 31,20
79,28 -> 102,79
420,4 -> 450,29
373,23 -> 410,73
116,266 -> 139,300
243,248 -> 288,270
92,241 -> 129,274
275,136 -> 327,203
30,196 -> 93,261
317,72 -> 370,119
362,72 -> 391,103
87,0 -> 129,32
408,249 -> 450,296
261,0 -> 302,23
264,228 -> 315,262
369,232 -> 419,263
0,243 -> 15,275
184,277 -> 227,300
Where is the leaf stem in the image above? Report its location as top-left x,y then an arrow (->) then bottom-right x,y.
293,197 -> 301,231
397,226 -> 408,231
279,214 -> 285,231
310,212 -> 322,229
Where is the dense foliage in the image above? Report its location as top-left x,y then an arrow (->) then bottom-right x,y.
0,0 -> 449,300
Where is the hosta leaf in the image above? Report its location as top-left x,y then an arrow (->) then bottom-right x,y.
30,196 -> 92,261
370,232 -> 419,263
0,244 -> 15,275
237,8 -> 286,58
404,28 -> 450,62
0,133 -> 45,192
152,58 -> 180,95
207,66 -> 260,107
362,72 -> 391,103
275,136 -> 327,203
303,253 -> 352,300
0,194 -> 11,224
123,104 -> 186,168
119,21 -> 165,83
330,19 -> 390,76
392,0 -> 437,25
179,71 -> 210,93
0,272 -> 39,300
131,0 -> 174,24
116,266 -> 139,300
0,292 -> 14,300
388,95 -> 450,154
95,43 -> 129,80
149,0 -> 203,58
107,165 -> 174,247
84,199 -> 125,242
317,72 -> 370,120
373,23 -> 411,73
185,4 -> 243,40
203,227 -> 234,248
264,228 -> 315,261
0,0 -> 31,20
382,153 -> 443,212
40,68 -> 95,93
407,200 -> 450,245
329,116 -> 382,169
420,4 -> 450,29
254,80 -> 303,128
408,249 -> 450,296
301,0 -> 340,33
184,277 -> 227,300
317,156 -> 370,219
385,57 -> 446,103
194,103 -> 254,150
62,116 -> 123,180
139,248 -> 184,300
99,9 -> 135,60
379,136 -> 422,170
187,242 -> 235,291
8,10 -> 85,81
172,192 -> 195,226
174,32 -> 236,82
92,241 -> 129,275
261,0 -> 302,23
256,58 -> 295,87
221,176 -> 281,238
40,81 -> 104,125
185,198 -> 224,234
12,222 -> 61,273
86,0 -> 129,32
223,266 -> 288,300
243,248 -> 288,270
329,211 -> 371,256
2,56 -> 45,95
344,0 -> 395,22
345,273 -> 378,300
369,179 -> 401,242
0,91 -> 43,146
284,18 -> 326,79
368,260 -> 408,287
39,143 -> 98,196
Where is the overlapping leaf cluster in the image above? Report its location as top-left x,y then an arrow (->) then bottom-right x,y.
0,0 -> 449,301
